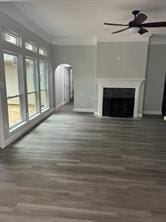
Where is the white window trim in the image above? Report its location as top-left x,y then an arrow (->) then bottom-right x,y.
1,28 -> 22,47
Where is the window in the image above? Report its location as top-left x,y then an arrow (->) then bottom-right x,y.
39,47 -> 48,56
3,53 -> 23,128
1,28 -> 50,137
2,30 -> 21,46
25,58 -> 38,117
25,42 -> 37,52
39,61 -> 49,110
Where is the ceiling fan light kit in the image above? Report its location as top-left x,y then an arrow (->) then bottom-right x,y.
104,10 -> 166,35
128,27 -> 140,34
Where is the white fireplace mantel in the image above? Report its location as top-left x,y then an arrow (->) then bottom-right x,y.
96,78 -> 145,118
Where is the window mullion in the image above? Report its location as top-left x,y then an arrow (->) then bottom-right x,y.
20,54 -> 28,121
37,59 -> 41,113
0,51 -> 9,137
33,59 -> 39,114
46,62 -> 49,108
39,60 -> 49,111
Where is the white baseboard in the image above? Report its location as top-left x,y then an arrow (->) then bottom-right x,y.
74,108 -> 94,113
94,112 -> 99,116
1,108 -> 54,149
55,102 -> 64,111
137,113 -> 143,118
94,112 -> 143,118
143,110 -> 162,115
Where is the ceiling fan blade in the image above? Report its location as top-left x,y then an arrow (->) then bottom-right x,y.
138,28 -> 149,35
134,13 -> 148,24
112,27 -> 130,34
104,23 -> 128,27
141,22 -> 166,27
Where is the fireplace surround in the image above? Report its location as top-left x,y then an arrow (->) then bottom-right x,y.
96,79 -> 145,118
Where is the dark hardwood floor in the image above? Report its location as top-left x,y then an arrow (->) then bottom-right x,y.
0,107 -> 166,222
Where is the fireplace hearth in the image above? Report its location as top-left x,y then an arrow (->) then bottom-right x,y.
103,88 -> 135,117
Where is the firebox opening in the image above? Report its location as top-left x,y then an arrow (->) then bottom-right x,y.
103,88 -> 135,117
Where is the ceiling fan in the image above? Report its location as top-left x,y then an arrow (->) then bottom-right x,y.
104,10 -> 166,35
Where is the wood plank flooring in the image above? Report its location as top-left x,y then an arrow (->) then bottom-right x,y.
0,109 -> 166,221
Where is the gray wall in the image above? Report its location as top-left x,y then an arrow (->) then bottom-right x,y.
143,42 -> 166,114
95,41 -> 149,114
97,42 -> 148,79
53,45 -> 96,111
53,42 -> 149,112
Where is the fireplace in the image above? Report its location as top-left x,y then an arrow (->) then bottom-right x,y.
103,88 -> 135,117
96,79 -> 145,118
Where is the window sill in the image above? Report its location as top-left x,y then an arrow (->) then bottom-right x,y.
41,107 -> 49,112
9,121 -> 27,133
9,108 -> 50,134
29,112 -> 40,120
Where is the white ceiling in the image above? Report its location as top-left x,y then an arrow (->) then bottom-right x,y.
2,0 -> 166,44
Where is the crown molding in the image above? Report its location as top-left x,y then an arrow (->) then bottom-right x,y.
0,3 -> 53,43
52,37 -> 97,46
52,34 -> 151,46
98,34 -> 151,43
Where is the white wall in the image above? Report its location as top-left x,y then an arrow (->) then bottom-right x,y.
55,65 -> 64,108
55,64 -> 73,109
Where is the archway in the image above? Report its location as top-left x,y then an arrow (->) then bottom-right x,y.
54,64 -> 74,110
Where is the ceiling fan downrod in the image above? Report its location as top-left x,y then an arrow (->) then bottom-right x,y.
132,10 -> 140,17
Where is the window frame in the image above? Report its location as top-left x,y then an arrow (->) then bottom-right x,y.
39,59 -> 49,111
3,51 -> 26,130
0,27 -> 50,139
1,29 -> 22,47
39,46 -> 48,57
25,56 -> 40,118
25,41 -> 37,53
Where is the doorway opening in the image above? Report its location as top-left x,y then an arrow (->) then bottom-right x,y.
54,64 -> 74,112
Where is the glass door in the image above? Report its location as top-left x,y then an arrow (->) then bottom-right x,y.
25,58 -> 38,117
3,53 -> 23,128
39,61 -> 49,111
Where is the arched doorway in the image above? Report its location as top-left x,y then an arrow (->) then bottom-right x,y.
54,64 -> 74,110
